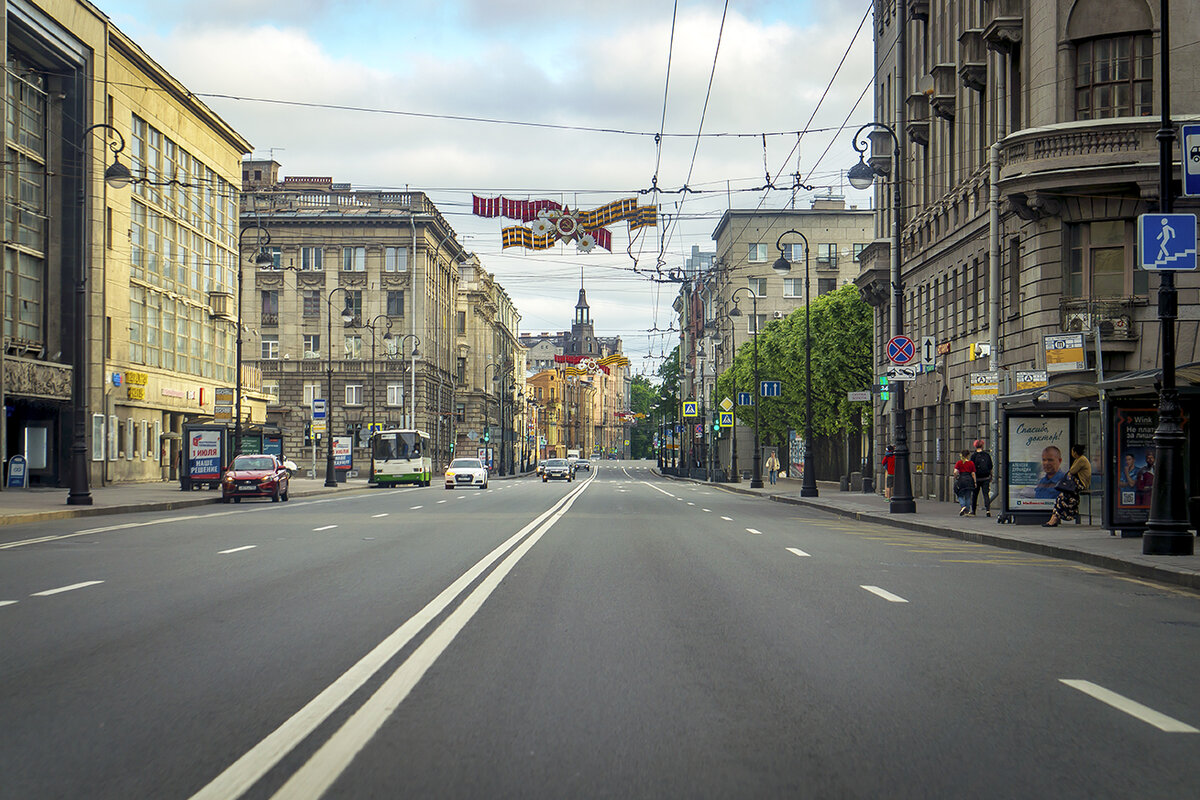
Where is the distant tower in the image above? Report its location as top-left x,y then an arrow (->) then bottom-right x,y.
568,268 -> 598,357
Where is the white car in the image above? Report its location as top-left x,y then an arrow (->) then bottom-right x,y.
445,458 -> 489,490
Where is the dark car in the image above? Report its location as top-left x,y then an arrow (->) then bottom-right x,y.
575,458 -> 592,472
542,458 -> 573,482
221,454 -> 290,503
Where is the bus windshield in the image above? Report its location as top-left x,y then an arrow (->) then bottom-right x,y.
372,431 -> 421,461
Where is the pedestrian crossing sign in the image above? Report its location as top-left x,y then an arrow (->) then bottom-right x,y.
683,401 -> 698,417
719,411 -> 733,427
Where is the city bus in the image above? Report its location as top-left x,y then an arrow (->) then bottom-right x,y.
369,429 -> 432,486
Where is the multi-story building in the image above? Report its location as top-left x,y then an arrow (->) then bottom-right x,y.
696,201 -> 873,477
856,0 -> 1199,526
454,255 -> 521,472
240,162 -> 467,475
1,1 -> 251,490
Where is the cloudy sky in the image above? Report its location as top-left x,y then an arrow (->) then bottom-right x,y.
97,0 -> 877,376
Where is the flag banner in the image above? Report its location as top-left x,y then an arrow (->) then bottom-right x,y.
501,226 -> 558,250
475,195 -> 655,252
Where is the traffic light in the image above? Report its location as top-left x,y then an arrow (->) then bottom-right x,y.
449,441 -> 455,453
879,375 -> 890,402
304,422 -> 312,447
483,426 -> 490,443
712,420 -> 721,433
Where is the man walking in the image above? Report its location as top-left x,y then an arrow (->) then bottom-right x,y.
969,438 -> 994,517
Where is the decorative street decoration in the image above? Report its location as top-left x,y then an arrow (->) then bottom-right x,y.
473,195 -> 657,252
554,352 -> 630,376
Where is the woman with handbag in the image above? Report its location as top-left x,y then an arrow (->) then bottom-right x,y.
953,450 -> 976,516
1044,443 -> 1092,527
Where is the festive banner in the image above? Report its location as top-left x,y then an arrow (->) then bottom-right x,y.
474,194 -> 656,253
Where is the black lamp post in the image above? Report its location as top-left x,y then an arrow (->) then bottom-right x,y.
484,362 -> 502,470
324,288 -> 355,487
68,124 -> 134,505
848,122 -> 915,513
234,225 -> 274,457
396,334 -> 420,430
729,286 -> 768,488
1144,0 -> 1193,555
365,314 -> 393,437
773,229 -> 818,497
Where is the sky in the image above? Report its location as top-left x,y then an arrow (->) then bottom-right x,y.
95,0 -> 877,377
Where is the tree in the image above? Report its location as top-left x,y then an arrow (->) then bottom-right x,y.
629,375 -> 656,458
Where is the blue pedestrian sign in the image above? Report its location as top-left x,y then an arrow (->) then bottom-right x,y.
737,392 -> 753,406
760,380 -> 782,397
683,401 -> 698,417
719,411 -> 733,427
1138,213 -> 1197,271
1183,124 -> 1200,197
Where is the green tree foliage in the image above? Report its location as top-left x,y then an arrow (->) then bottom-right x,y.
629,375 -> 656,458
715,285 -> 872,446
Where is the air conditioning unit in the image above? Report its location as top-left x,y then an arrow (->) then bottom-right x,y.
1064,311 -> 1091,332
772,310 -> 784,319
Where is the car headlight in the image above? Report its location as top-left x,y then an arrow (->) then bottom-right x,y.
446,471 -> 456,478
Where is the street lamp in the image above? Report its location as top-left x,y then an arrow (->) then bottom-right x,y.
395,334 -> 420,429
234,225 -> 275,457
774,230 -> 817,497
324,288 -> 356,487
484,362 -> 503,470
729,286 -> 770,488
365,314 -> 393,436
68,124 -> 135,506
848,122 -> 915,513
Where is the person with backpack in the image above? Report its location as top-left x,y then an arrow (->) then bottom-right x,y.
969,439 -> 994,517
953,449 -> 977,516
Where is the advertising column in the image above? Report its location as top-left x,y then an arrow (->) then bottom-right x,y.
1005,413 -> 1072,521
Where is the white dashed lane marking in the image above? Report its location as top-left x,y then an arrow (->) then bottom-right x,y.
219,545 -> 257,555
721,516 -> 733,521
371,514 -> 389,518
861,585 -> 908,603
786,547 -> 811,558
746,528 -> 762,535
0,600 -> 18,608
1060,680 -> 1199,733
313,525 -> 337,532
32,581 -> 104,597
410,506 -> 423,510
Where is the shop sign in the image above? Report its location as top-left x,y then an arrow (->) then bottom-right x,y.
127,386 -> 146,400
161,387 -> 186,399
125,371 -> 148,386
6,455 -> 28,488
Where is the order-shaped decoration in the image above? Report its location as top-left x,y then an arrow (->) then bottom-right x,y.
474,195 -> 657,253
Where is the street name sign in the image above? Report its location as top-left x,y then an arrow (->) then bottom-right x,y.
683,401 -> 698,417
847,390 -> 871,402
1138,213 -> 1197,270
886,365 -> 918,381
1184,123 -> 1200,197
886,335 -> 916,365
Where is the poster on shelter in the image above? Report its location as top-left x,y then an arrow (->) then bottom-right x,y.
188,430 -> 222,480
1006,415 -> 1071,512
1114,408 -> 1157,525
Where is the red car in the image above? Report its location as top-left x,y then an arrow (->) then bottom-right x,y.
221,454 -> 291,503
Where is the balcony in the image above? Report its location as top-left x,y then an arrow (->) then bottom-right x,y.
982,0 -> 1023,53
930,64 -> 957,120
957,29 -> 986,92
261,312 -> 279,327
1059,297 -> 1139,341
906,93 -> 931,147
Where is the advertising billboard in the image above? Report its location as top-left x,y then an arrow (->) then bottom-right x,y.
333,436 -> 353,470
1112,407 -> 1157,527
188,430 -> 222,480
1006,414 -> 1072,513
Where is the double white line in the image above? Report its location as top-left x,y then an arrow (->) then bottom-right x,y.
191,475 -> 592,800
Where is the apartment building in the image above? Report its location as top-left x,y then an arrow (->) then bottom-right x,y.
857,0 -> 1199,526
240,162 -> 467,474
1,0 -> 251,489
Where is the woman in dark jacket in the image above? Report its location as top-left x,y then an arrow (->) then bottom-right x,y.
1044,443 -> 1092,527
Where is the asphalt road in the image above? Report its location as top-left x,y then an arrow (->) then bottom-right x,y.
2,460 -> 1199,799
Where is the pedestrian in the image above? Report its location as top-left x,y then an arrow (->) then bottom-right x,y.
765,450 -> 780,485
969,438 -> 994,517
1044,443 -> 1092,526
882,445 -> 895,499
953,449 -> 976,516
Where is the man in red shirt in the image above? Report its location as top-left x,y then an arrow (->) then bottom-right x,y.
882,445 -> 895,499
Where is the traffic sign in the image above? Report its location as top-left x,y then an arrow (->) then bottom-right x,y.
737,392 -> 753,406
847,390 -> 871,402
1184,124 -> 1200,197
761,380 -> 782,397
886,365 -> 918,381
719,411 -> 733,427
969,371 -> 999,399
1138,213 -> 1197,270
312,398 -> 327,419
920,336 -> 936,368
887,335 -> 916,365
683,401 -> 698,417
311,419 -> 327,435
720,396 -> 733,412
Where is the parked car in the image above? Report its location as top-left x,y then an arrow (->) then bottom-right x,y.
445,457 -> 489,490
542,458 -> 573,482
575,458 -> 592,472
221,454 -> 290,503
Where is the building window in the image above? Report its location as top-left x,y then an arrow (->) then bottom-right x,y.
748,277 -> 767,297
455,402 -> 466,424
457,310 -> 467,333
385,246 -> 408,272
261,290 -> 279,326
1075,35 -> 1153,120
748,243 -> 767,262
782,243 -> 805,262
300,246 -> 323,271
748,314 -> 767,334
386,290 -> 404,317
341,246 -> 366,271
853,243 -> 867,261
261,336 -> 279,359
304,383 -> 322,406
265,247 -> 282,270
783,278 -> 802,298
303,334 -> 321,358
818,277 -> 838,295
345,290 -> 363,322
346,384 -> 363,406
344,335 -> 363,359
457,357 -> 466,384
1065,220 -> 1145,297
263,380 -> 280,404
817,243 -> 837,268
387,383 -> 404,406
303,290 -> 321,318
383,335 -> 399,357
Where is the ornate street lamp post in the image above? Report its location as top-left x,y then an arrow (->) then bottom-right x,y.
395,334 -> 420,430
324,288 -> 355,487
848,122 -> 916,514
69,124 -> 134,505
365,314 -> 393,436
774,229 -> 818,497
729,286 -> 768,488
234,225 -> 275,457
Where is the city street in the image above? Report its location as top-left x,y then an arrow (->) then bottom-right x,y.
3,460 -> 1199,799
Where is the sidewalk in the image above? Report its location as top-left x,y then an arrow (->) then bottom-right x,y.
658,470 -> 1200,591
0,468 -> 533,528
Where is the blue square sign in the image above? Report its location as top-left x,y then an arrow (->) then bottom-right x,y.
1138,213 -> 1197,271
1183,124 -> 1200,197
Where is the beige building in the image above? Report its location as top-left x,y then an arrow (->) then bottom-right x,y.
1,0 -> 251,490
857,0 -> 1199,522
240,162 -> 468,475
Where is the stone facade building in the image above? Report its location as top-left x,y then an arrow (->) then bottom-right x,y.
856,0 -> 1199,524
1,0 -> 251,490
